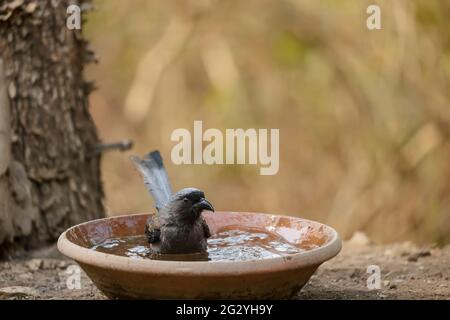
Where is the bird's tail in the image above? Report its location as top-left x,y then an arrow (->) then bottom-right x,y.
130,150 -> 173,211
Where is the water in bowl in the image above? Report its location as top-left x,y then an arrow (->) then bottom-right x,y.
90,226 -> 305,262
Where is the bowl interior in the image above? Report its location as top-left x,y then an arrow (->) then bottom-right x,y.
66,211 -> 334,253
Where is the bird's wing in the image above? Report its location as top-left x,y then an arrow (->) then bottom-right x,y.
145,215 -> 161,244
201,218 -> 212,238
130,150 -> 173,211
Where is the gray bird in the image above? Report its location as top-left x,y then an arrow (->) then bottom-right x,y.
131,150 -> 214,255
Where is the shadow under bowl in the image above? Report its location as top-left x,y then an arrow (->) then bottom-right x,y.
57,211 -> 341,299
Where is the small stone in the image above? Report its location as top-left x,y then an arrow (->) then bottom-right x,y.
41,260 -> 58,270
347,231 -> 371,247
18,272 -> 33,281
56,261 -> 68,269
407,250 -> 431,262
25,2 -> 37,13
8,82 -> 16,98
350,269 -> 362,279
0,263 -> 11,270
0,286 -> 38,299
25,259 -> 42,271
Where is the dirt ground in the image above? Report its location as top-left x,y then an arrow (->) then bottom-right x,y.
0,234 -> 449,300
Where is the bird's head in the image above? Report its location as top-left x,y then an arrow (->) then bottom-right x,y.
168,188 -> 214,222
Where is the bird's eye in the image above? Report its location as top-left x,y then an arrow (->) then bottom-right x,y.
183,197 -> 189,202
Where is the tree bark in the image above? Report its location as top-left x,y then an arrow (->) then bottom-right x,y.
0,0 -> 104,256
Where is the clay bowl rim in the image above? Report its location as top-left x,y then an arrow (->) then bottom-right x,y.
57,212 -> 342,276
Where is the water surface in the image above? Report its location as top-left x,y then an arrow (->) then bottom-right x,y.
91,226 -> 305,261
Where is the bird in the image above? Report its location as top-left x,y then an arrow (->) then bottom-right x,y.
130,150 -> 214,255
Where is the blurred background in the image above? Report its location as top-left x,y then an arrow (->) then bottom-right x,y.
83,0 -> 450,245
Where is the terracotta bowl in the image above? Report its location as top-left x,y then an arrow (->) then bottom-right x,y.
57,212 -> 341,299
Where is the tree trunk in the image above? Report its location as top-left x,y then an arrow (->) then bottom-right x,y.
0,0 -> 104,256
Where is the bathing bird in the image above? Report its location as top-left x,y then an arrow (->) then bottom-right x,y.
130,150 -> 214,255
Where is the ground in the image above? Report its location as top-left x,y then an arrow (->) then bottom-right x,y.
0,234 -> 449,300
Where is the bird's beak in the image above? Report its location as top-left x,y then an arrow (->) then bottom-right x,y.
197,198 -> 215,213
